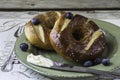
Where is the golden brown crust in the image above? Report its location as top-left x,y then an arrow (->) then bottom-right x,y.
24,11 -> 64,50
50,13 -> 105,63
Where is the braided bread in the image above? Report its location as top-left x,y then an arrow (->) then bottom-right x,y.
25,11 -> 106,63
50,12 -> 105,63
24,11 -> 64,50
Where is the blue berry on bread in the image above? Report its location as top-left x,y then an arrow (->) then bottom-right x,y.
32,18 -> 40,25
66,12 -> 73,19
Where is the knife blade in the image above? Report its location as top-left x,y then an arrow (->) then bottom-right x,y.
27,53 -> 120,79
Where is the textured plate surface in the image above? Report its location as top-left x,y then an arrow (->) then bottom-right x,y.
14,19 -> 120,79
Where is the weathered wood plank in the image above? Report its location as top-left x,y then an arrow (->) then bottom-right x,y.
0,11 -> 120,19
0,0 -> 120,10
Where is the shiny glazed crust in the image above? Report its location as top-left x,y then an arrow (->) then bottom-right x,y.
24,11 -> 64,50
50,13 -> 106,63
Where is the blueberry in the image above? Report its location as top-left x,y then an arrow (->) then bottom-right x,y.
93,58 -> 101,65
31,18 -> 40,25
20,43 -> 28,51
102,58 -> 110,66
66,12 -> 73,19
83,60 -> 93,67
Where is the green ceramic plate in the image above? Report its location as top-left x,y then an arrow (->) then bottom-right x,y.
14,19 -> 120,79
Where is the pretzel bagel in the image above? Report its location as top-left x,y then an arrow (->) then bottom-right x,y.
50,12 -> 106,63
24,11 -> 64,50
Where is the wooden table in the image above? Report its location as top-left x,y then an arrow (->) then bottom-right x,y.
0,0 -> 119,19
0,0 -> 120,10
0,0 -> 120,80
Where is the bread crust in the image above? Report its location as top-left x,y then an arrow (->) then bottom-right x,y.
24,11 -> 64,50
50,13 -> 105,63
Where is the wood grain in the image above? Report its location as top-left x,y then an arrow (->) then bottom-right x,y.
0,11 -> 120,19
0,0 -> 120,10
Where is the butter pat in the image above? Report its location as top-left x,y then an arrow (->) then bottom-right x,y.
27,53 -> 54,67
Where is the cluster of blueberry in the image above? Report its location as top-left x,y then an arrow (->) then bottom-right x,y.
83,58 -> 110,67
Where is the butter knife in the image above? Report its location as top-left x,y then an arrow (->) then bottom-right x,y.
27,54 -> 120,79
